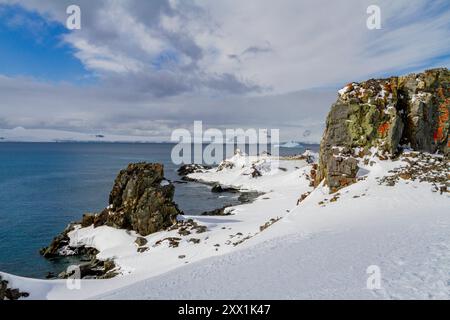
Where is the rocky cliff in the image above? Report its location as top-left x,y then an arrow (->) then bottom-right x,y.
316,68 -> 449,192
92,163 -> 180,236
41,163 -> 180,259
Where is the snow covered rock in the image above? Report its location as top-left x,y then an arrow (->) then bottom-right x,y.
96,163 -> 180,236
42,163 -> 180,260
317,68 -> 449,191
177,164 -> 212,177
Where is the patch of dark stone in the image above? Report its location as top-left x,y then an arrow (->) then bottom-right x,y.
200,190 -> 262,216
201,205 -> 233,216
137,247 -> 149,253
135,237 -> 148,247
0,275 -> 29,300
377,152 -> 449,193
168,219 -> 209,237
211,183 -> 240,193
39,223 -> 118,280
57,258 -> 117,280
154,237 -> 181,248
41,162 -> 181,280
177,164 -> 213,181
259,217 -> 282,232
232,217 -> 282,247
296,192 -> 311,205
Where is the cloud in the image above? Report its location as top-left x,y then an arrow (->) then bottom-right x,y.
0,75 -> 336,142
0,0 -> 449,141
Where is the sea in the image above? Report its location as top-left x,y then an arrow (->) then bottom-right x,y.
0,142 -> 316,278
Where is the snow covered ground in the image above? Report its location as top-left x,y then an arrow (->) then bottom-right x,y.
1,151 -> 449,299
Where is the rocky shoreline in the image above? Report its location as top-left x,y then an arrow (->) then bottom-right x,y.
4,67 -> 447,299
40,162 -> 264,280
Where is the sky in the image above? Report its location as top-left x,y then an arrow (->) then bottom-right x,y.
0,0 -> 449,142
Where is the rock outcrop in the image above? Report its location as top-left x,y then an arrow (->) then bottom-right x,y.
316,68 -> 449,192
177,164 -> 212,178
40,163 -> 181,278
91,163 -> 180,235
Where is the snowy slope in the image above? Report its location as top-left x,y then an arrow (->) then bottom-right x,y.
98,155 -> 450,300
1,151 -> 449,300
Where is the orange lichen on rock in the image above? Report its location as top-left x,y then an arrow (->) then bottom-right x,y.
378,122 -> 390,137
433,97 -> 449,143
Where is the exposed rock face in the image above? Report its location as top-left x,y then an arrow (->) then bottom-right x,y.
316,68 -> 449,192
177,164 -> 212,177
41,163 -> 180,278
94,163 -> 180,236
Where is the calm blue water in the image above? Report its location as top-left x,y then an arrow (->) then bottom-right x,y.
0,142 -> 314,278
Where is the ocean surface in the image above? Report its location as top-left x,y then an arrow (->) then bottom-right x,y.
0,142 -> 315,278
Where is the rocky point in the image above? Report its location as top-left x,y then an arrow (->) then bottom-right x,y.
40,163 -> 181,278
316,68 -> 449,192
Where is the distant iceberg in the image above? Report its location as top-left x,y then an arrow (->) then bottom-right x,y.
277,141 -> 302,148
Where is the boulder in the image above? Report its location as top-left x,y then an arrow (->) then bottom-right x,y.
135,237 -> 148,247
316,68 -> 449,191
211,183 -> 239,193
95,163 -> 180,236
177,164 -> 212,177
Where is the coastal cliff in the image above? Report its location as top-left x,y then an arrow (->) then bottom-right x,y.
316,68 -> 449,192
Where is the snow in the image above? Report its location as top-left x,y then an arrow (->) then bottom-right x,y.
1,152 -> 449,300
338,85 -> 351,96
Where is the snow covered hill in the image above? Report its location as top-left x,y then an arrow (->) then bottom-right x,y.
1,150 -> 448,299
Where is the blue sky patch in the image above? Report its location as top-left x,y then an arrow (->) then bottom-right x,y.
0,4 -> 90,83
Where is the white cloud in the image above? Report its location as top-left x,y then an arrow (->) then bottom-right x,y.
0,0 -> 448,141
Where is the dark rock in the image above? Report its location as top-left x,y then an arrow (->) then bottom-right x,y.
103,163 -> 180,236
201,206 -> 231,216
135,237 -> 148,247
297,192 -> 311,205
137,247 -> 149,253
237,191 -> 262,204
39,223 -> 77,258
154,237 -> 181,248
0,275 -> 29,300
217,160 -> 234,171
316,68 -> 449,191
177,164 -> 212,176
211,183 -> 239,193
57,258 -> 117,280
178,227 -> 191,236
81,213 -> 95,228
251,165 -> 262,178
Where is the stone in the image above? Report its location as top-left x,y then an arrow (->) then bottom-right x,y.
0,276 -> 29,300
177,164 -> 212,176
39,223 -> 77,258
211,183 -> 239,193
99,163 -> 180,236
316,68 -> 449,191
135,237 -> 148,247
81,213 -> 95,228
137,247 -> 149,253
